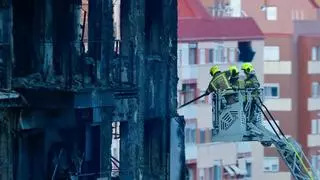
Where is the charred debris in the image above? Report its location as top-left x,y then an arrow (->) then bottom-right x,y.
0,0 -> 185,179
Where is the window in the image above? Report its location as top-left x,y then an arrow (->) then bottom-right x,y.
178,49 -> 182,65
300,10 -> 304,20
245,162 -> 252,177
182,83 -> 197,104
264,84 -> 279,98
200,129 -> 205,143
229,48 -> 236,62
238,41 -> 255,62
189,43 -> 197,64
213,165 -> 222,180
311,46 -> 320,61
311,82 -> 320,98
185,125 -> 196,144
214,46 -> 227,64
188,168 -> 194,180
266,6 -> 277,20
200,49 -> 205,64
199,168 -> 204,180
263,157 -> 279,172
209,49 -> 214,63
311,119 -> 320,134
318,155 -> 320,170
264,46 -> 280,61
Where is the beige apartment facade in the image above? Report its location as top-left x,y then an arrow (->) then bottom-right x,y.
200,0 -> 320,175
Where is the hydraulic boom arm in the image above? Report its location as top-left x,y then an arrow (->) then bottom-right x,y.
273,137 -> 317,180
256,98 -> 318,180
210,89 -> 319,180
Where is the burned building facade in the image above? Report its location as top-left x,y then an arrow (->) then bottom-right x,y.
0,0 -> 184,179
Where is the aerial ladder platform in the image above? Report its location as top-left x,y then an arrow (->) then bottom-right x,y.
179,88 -> 319,180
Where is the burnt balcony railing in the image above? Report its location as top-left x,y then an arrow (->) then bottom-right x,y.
109,40 -> 135,88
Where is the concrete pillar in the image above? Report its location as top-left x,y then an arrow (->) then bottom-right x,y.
88,0 -> 101,63
100,0 -> 113,85
0,0 -> 13,89
70,0 -> 82,75
119,0 -> 146,179
0,110 -> 15,180
43,0 -> 54,79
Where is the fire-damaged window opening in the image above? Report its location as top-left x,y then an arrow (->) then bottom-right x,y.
238,41 -> 255,62
145,0 -> 162,57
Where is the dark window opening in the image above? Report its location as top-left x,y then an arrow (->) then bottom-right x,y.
145,0 -> 162,56
238,41 -> 255,62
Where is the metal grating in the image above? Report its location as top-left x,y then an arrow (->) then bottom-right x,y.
221,113 -> 236,131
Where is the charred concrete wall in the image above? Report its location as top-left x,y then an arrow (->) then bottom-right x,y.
117,0 -> 180,179
0,110 -> 18,180
0,0 -> 180,179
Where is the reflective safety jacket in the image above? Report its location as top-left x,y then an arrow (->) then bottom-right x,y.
244,73 -> 260,89
244,72 -> 260,98
238,80 -> 245,89
206,72 -> 232,94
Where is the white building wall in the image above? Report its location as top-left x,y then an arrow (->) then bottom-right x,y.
197,143 -> 237,168
251,40 -> 265,84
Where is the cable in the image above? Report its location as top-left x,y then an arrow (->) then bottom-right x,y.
256,104 -> 281,139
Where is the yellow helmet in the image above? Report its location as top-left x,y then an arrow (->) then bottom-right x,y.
210,65 -> 220,76
229,65 -> 239,76
241,63 -> 254,73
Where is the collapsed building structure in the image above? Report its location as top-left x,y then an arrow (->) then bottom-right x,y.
0,0 -> 184,179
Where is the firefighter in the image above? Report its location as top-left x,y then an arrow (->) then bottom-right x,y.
205,65 -> 232,95
241,63 -> 260,122
224,65 -> 245,104
241,63 -> 260,89
205,65 -> 234,108
226,65 -> 242,89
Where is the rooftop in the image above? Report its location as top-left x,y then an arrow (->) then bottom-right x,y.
178,0 -> 264,41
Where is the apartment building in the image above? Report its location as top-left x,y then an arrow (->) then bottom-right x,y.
294,19 -> 320,177
176,0 -> 284,179
200,0 -> 320,176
